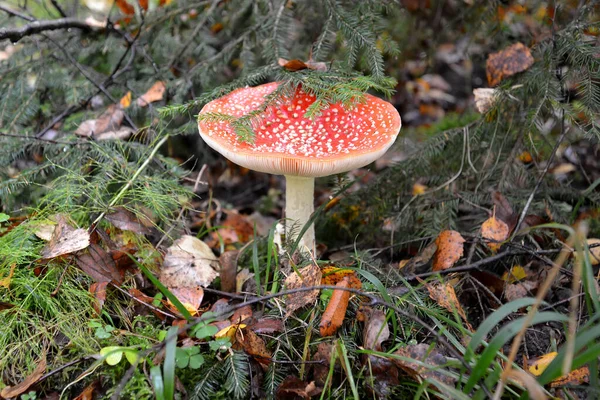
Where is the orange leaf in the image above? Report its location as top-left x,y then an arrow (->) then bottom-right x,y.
481,214 -> 509,252
0,263 -> 16,289
89,281 -> 108,315
319,277 -> 351,336
237,327 -> 272,367
432,230 -> 465,271
1,357 -> 46,398
119,91 -> 132,108
421,279 -> 472,331
486,42 -> 534,87
278,58 -> 309,71
137,81 -> 166,107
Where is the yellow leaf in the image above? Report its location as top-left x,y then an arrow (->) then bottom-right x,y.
528,352 -> 557,376
215,323 -> 246,342
502,266 -> 527,283
574,238 -> 600,266
481,214 -> 509,252
119,91 -> 132,108
412,183 -> 427,195
0,264 -> 16,289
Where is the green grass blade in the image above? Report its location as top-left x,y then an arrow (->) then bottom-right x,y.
150,365 -> 165,400
163,326 -> 178,400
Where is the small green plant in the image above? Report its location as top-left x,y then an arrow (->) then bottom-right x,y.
175,346 -> 204,369
89,320 -> 115,339
20,391 -> 36,400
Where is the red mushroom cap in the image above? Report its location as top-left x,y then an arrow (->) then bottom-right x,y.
198,82 -> 401,177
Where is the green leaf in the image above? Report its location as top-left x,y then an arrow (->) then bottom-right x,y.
193,322 -> 218,340
100,346 -> 124,366
189,353 -> 205,369
124,349 -> 139,365
209,338 -> 231,352
0,213 -> 9,223
175,348 -> 190,368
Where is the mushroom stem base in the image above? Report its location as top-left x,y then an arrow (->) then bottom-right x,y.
284,175 -> 315,254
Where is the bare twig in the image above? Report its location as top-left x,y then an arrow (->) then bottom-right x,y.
0,17 -> 105,42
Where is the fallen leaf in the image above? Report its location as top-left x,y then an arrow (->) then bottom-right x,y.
94,127 -> 134,141
574,238 -> 600,266
105,207 -> 153,234
504,280 -> 538,302
249,318 -> 285,334
311,343 -> 333,386
72,380 -> 100,400
1,356 -> 46,398
41,216 -> 90,259
284,262 -> 322,316
236,268 -> 254,293
392,344 -> 454,386
412,182 -> 428,195
481,213 -> 509,252
551,163 -> 577,175
168,287 -> 204,315
215,323 -> 246,342
473,88 -> 497,113
276,376 -> 322,400
492,191 -> 515,227
421,279 -> 472,330
401,241 -> 437,275
486,42 -> 534,87
129,288 -> 166,319
34,220 -> 56,241
160,235 -> 219,288
119,91 -> 132,108
432,230 -> 465,271
231,305 -> 253,324
75,104 -> 124,138
527,351 -> 558,376
76,243 -> 123,284
0,263 -> 16,289
502,265 -> 527,283
321,266 -> 361,289
206,211 -> 254,248
237,327 -> 271,366
219,250 -> 239,293
358,306 -> 390,351
277,58 -> 328,72
319,277 -> 351,336
90,281 -> 108,315
137,81 -> 166,107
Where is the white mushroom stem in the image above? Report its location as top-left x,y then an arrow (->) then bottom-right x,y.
284,175 -> 315,254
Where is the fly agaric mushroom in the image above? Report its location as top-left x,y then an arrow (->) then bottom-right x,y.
198,82 -> 401,253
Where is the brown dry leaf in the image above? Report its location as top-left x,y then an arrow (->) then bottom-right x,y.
105,207 -> 153,234
137,81 -> 166,107
319,277 -> 351,336
392,344 -> 454,386
237,327 -> 271,366
421,279 -> 472,331
160,236 -> 218,314
486,42 -> 534,87
75,104 -> 124,138
284,262 -> 322,316
249,318 -> 284,334
231,305 -> 253,324
1,356 -> 47,398
160,235 -> 219,288
236,268 -> 254,293
89,281 -> 108,315
76,243 -> 123,284
94,127 -> 134,141
72,380 -> 99,400
276,376 -> 322,400
473,88 -> 497,113
401,240 -> 438,275
492,191 -> 515,227
505,280 -> 538,302
168,287 -> 204,315
41,216 -> 90,259
358,306 -> 389,351
0,263 -> 16,289
432,230 -> 465,271
505,369 -> 547,400
206,211 -> 254,248
278,58 -> 328,72
219,250 -> 239,293
481,213 -> 509,252
129,288 -> 166,319
311,343 -> 333,386
321,266 -> 361,289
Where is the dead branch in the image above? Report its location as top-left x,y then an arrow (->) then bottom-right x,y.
0,16 -> 106,42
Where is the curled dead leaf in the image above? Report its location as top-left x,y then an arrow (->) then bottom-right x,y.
420,279 -> 472,331
1,356 -> 46,398
41,216 -> 90,259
